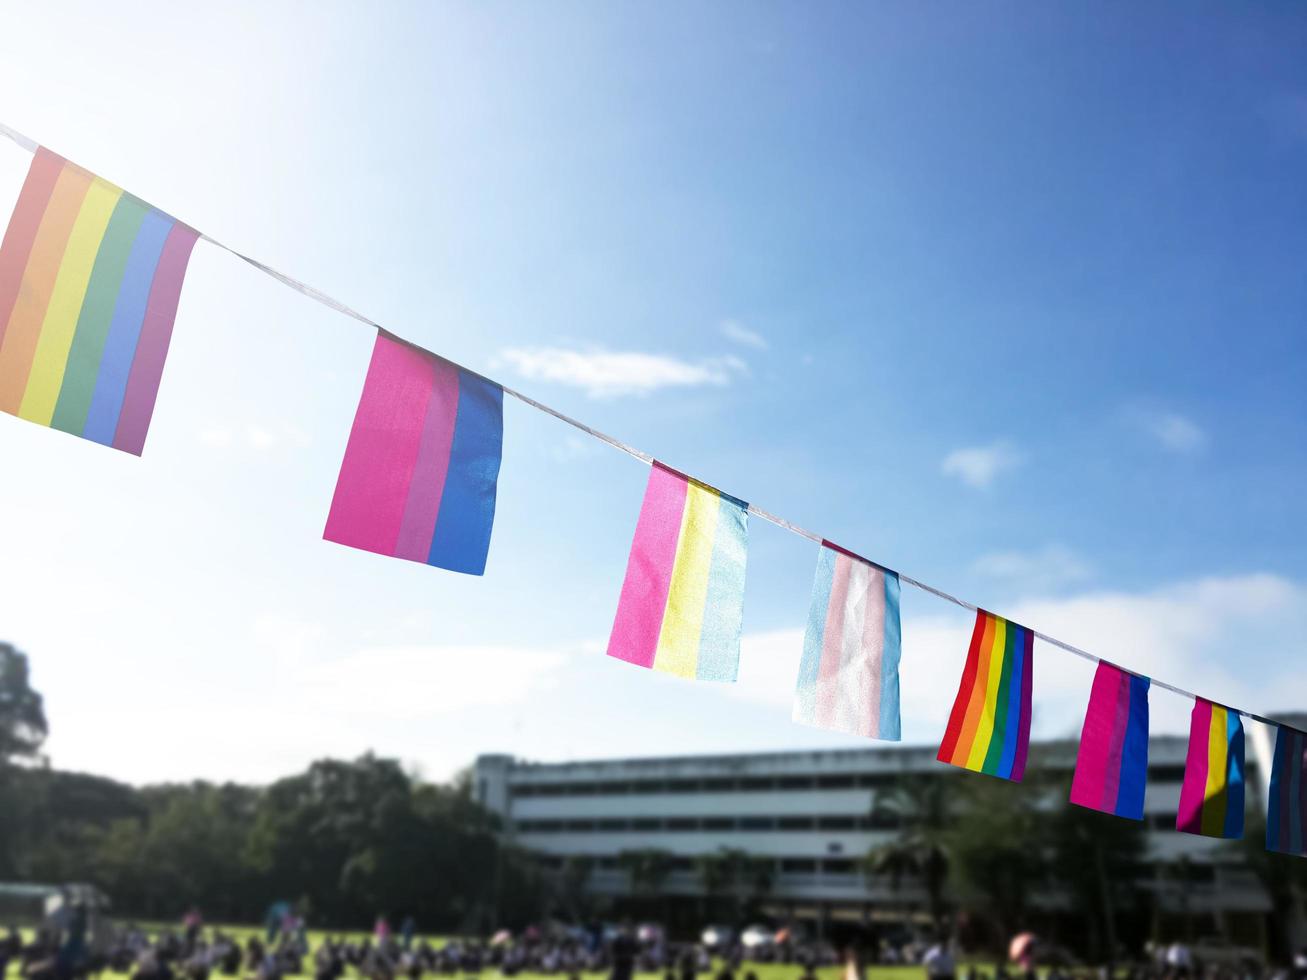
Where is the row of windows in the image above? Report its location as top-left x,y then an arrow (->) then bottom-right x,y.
533,855 -> 860,875
516,814 -> 901,834
509,767 -> 1189,799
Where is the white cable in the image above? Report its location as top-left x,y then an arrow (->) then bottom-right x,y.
0,121 -> 1295,734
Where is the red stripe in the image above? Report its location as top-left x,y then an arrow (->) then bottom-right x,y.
0,148 -> 65,351
938,610 -> 987,764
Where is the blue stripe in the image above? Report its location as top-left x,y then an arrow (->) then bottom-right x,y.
1267,728 -> 1285,853
82,210 -> 173,445
426,370 -> 503,575
1288,731 -> 1303,855
1223,710 -> 1245,839
996,626 -> 1026,779
694,494 -> 748,682
1114,674 -> 1151,819
876,571 -> 902,740
793,547 -> 836,723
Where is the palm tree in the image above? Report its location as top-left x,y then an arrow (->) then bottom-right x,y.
865,775 -> 954,930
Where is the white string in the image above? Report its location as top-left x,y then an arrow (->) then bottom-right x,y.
0,121 -> 1295,735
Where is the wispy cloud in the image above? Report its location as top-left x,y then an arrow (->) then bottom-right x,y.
941,440 -> 1022,489
1132,409 -> 1207,454
719,319 -> 769,351
496,346 -> 747,398
198,422 -> 312,451
972,544 -> 1093,592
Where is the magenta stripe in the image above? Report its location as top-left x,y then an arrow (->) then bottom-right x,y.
860,567 -> 886,738
324,334 -> 437,558
1099,670 -> 1132,813
111,223 -> 199,455
607,464 -> 689,668
815,554 -> 853,728
394,359 -> 460,560
1177,699 -> 1212,833
1071,663 -> 1117,811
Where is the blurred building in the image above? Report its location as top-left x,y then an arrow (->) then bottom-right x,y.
476,717 -> 1304,949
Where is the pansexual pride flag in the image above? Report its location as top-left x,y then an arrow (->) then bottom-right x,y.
793,543 -> 902,741
1070,662 -> 1150,820
937,610 -> 1033,781
0,147 -> 198,454
607,462 -> 748,681
1267,725 -> 1307,857
1176,697 -> 1244,839
324,331 -> 503,576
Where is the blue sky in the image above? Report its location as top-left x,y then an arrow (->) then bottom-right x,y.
0,2 -> 1304,784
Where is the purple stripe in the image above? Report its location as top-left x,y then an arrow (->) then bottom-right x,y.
1011,629 -> 1033,781
394,359 -> 460,560
1099,669 -> 1131,814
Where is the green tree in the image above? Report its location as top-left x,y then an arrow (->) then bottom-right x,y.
0,643 -> 47,762
866,775 -> 955,930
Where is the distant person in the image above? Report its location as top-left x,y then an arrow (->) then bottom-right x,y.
401,918 -> 415,951
1165,942 -> 1192,980
609,924 -> 637,980
923,941 -> 956,980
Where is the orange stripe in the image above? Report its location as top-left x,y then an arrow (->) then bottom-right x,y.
952,613 -> 996,765
0,162 -> 92,413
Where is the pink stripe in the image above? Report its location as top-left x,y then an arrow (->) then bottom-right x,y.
607,464 -> 688,668
814,554 -> 853,728
112,224 -> 199,454
1177,699 -> 1212,833
324,334 -> 436,557
1098,670 -> 1132,813
859,567 -> 886,739
393,359 -> 460,560
1071,665 -> 1117,810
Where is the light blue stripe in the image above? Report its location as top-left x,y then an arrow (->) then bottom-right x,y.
82,210 -> 173,445
876,571 -> 902,740
694,493 -> 748,682
1223,710 -> 1245,839
793,547 -> 836,722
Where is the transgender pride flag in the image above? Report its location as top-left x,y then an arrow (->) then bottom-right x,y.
325,332 -> 503,576
793,543 -> 902,741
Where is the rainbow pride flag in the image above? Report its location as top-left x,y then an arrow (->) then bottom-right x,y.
1070,662 -> 1150,820
324,331 -> 503,576
1266,725 -> 1306,856
793,542 -> 901,740
937,610 -> 1033,781
607,462 -> 748,681
0,147 -> 197,454
1176,698 -> 1244,839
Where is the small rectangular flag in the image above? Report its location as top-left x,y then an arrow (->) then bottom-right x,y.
793,542 -> 902,741
1176,697 -> 1244,839
324,331 -> 503,576
1070,662 -> 1150,820
1266,725 -> 1306,857
607,462 -> 747,681
0,147 -> 198,454
937,609 -> 1033,781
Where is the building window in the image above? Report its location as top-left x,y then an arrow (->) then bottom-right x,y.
565,820 -> 596,832
701,778 -> 736,792
781,859 -> 818,873
597,819 -> 629,831
740,778 -> 776,791
816,776 -> 855,789
738,817 -> 775,831
631,818 -> 661,831
701,818 -> 735,831
817,816 -> 856,830
778,817 -> 815,831
667,779 -> 702,793
666,818 -> 699,832
778,777 -> 815,790
821,859 -> 856,874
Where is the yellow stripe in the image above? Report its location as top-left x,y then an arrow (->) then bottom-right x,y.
18,178 -> 123,424
653,482 -> 721,678
965,617 -> 1007,770
1202,706 -> 1229,836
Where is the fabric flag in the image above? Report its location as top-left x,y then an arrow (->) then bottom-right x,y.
793,542 -> 902,740
607,462 -> 748,681
1070,662 -> 1150,820
0,146 -> 198,454
937,609 -> 1034,782
1266,725 -> 1307,857
1176,697 -> 1245,839
324,331 -> 503,576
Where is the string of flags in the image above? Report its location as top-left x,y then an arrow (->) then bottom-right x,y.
1,125 -> 1303,857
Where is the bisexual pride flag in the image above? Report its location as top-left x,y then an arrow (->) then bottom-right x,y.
0,147 -> 198,454
937,610 -> 1033,782
325,331 -> 503,576
793,542 -> 902,741
1070,662 -> 1150,820
1266,725 -> 1307,857
1176,697 -> 1244,839
607,462 -> 748,681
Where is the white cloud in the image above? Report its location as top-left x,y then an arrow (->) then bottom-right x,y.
196,421 -> 312,451
973,544 -> 1092,592
719,319 -> 769,351
496,347 -> 747,398
941,440 -> 1022,489
1135,410 -> 1207,454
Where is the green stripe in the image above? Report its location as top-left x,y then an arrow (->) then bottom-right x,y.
50,194 -> 149,435
982,621 -> 1017,774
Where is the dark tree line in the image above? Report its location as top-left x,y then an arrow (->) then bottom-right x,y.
0,643 -> 545,931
